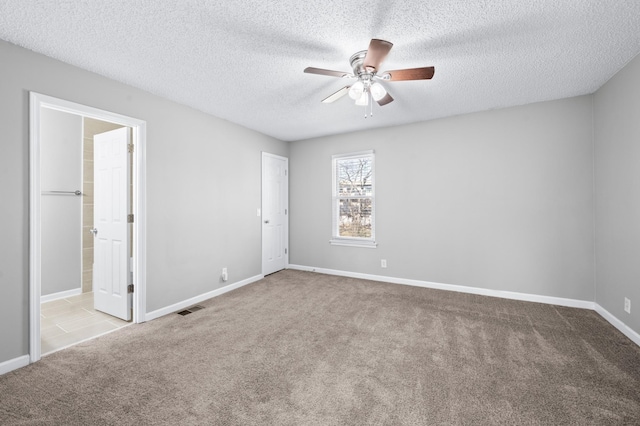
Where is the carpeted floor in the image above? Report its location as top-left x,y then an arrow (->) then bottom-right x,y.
1,269 -> 639,425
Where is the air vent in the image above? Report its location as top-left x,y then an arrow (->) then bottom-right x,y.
176,305 -> 205,316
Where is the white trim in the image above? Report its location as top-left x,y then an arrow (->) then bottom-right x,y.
329,239 -> 378,248
287,265 -> 595,310
331,149 -> 375,160
29,95 -> 42,362
0,355 -> 30,376
40,288 -> 82,303
145,274 -> 264,322
132,122 -> 147,324
594,304 -> 640,347
29,92 -> 147,364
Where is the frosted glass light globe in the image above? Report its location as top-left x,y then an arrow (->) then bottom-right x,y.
370,82 -> 387,101
355,91 -> 369,106
348,81 -> 364,100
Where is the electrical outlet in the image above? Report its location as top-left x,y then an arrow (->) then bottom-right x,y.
381,259 -> 387,268
624,297 -> 631,314
222,267 -> 228,282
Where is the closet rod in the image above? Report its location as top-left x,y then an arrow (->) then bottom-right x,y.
41,190 -> 83,196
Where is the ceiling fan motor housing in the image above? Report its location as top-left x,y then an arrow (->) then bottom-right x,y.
350,50 -> 373,77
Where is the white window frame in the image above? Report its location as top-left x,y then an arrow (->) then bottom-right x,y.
330,150 -> 377,248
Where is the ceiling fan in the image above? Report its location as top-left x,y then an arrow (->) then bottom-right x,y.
304,39 -> 435,117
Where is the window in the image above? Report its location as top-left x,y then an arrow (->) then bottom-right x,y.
331,150 -> 376,248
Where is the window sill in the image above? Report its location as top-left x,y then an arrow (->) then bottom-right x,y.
329,239 -> 378,248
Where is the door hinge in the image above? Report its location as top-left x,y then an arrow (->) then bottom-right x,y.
127,214 -> 134,223
128,284 -> 134,294
285,248 -> 287,254
128,143 -> 134,153
285,169 -> 287,176
285,208 -> 287,215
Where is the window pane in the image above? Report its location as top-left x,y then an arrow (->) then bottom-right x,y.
337,157 -> 372,196
338,198 -> 372,238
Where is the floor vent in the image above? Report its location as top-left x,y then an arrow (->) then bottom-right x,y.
177,305 -> 205,316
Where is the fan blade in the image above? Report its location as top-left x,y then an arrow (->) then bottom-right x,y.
376,92 -> 394,106
363,39 -> 393,72
384,66 -> 435,81
321,86 -> 351,103
304,67 -> 350,78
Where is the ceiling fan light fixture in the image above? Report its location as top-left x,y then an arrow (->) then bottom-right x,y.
370,82 -> 387,101
304,38 -> 435,112
355,90 -> 370,106
348,80 -> 364,100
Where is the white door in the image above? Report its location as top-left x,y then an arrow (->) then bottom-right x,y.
262,153 -> 288,275
93,127 -> 131,320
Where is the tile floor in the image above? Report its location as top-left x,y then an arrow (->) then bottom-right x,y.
41,292 -> 130,355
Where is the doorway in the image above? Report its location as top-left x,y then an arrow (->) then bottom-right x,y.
29,93 -> 147,363
261,152 -> 289,275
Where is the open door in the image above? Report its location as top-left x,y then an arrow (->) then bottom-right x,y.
262,153 -> 288,276
93,127 -> 131,320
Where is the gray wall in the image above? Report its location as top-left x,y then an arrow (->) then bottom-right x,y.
0,40 -> 288,364
40,108 -> 83,296
594,53 -> 640,335
290,96 -> 595,301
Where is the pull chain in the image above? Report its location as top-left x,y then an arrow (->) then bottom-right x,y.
370,90 -> 373,117
364,88 -> 373,118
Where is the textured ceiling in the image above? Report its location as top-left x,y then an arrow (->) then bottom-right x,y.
1,1 -> 640,141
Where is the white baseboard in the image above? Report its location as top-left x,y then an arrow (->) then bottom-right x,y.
0,355 -> 29,376
41,287 -> 82,303
288,264 -> 595,310
594,304 -> 640,347
145,274 -> 264,322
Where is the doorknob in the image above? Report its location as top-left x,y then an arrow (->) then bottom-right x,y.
89,228 -> 98,236
264,220 -> 270,224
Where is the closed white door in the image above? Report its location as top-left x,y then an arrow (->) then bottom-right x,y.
93,127 -> 131,320
262,153 -> 288,276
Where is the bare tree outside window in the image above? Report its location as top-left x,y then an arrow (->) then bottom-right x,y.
334,155 -> 374,239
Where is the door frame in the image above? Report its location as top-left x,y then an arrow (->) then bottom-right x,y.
261,152 -> 289,275
29,92 -> 147,363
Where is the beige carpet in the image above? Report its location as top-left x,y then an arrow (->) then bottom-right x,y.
1,270 -> 639,425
